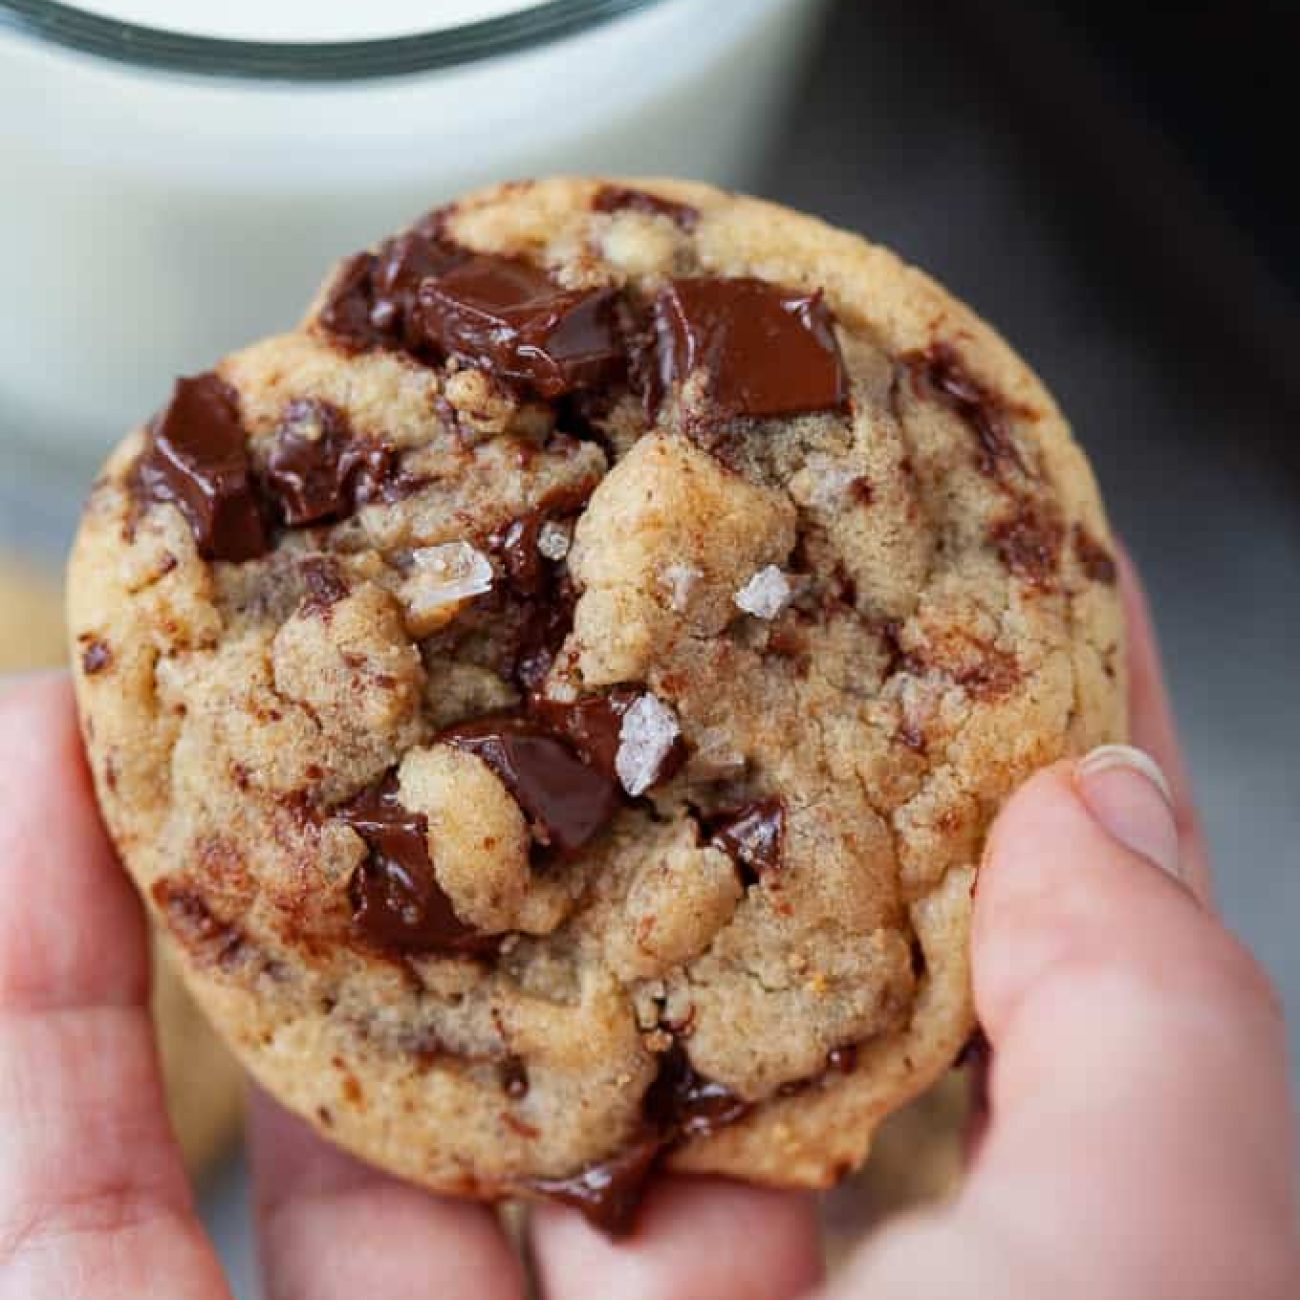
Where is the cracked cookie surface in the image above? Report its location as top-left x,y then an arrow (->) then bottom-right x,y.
68,177 -> 1124,1230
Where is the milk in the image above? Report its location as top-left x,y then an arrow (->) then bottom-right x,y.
0,0 -> 830,466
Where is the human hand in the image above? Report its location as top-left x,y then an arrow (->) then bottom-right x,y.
0,676 -> 820,1300
820,553 -> 1299,1300
0,555 -> 1295,1300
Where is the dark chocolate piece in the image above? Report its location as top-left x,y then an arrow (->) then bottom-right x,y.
593,185 -> 700,231
414,255 -> 624,398
643,1042 -> 750,1140
80,638 -> 112,675
369,233 -> 463,350
336,775 -> 493,956
298,556 -> 349,616
652,277 -> 848,420
441,716 -> 622,857
990,505 -> 1063,587
152,877 -> 253,971
265,399 -> 397,526
527,1137 -> 663,1236
499,1056 -> 530,1099
510,579 -> 577,693
954,649 -> 1021,701
707,798 -> 787,883
527,688 -> 640,779
497,511 -> 548,597
904,343 -> 1027,475
1074,525 -> 1118,584
134,374 -> 267,562
319,235 -> 462,352
487,494 -> 594,693
528,1042 -> 749,1235
827,1044 -> 858,1074
318,253 -> 382,350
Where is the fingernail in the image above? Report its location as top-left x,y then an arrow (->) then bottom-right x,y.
1075,744 -> 1183,882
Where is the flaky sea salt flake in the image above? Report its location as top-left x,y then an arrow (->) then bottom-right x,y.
537,520 -> 572,561
401,541 -> 494,635
616,694 -> 681,797
802,455 -> 858,509
734,565 -> 792,620
661,562 -> 701,613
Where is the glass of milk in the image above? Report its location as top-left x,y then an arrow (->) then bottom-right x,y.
0,0 -> 831,474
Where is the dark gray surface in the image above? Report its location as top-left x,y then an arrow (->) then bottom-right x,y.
4,1 -> 1295,1291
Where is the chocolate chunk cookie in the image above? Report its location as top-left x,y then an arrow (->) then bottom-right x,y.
67,178 -> 1124,1232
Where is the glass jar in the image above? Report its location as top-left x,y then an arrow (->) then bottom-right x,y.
0,0 -> 831,481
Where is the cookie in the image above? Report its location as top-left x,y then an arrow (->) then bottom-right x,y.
67,178 -> 1124,1231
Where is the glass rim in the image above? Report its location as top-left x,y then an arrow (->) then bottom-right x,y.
0,0 -> 666,81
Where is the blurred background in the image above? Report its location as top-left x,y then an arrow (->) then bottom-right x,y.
1,0 -> 1295,1292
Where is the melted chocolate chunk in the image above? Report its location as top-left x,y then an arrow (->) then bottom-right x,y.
499,1056 -> 530,1099
134,374 -> 268,562
265,400 -> 398,526
707,798 -> 787,883
990,504 -> 1064,587
1074,525 -> 1118,584
905,343 -> 1027,476
80,638 -> 112,675
954,649 -> 1021,701
592,185 -> 700,231
336,775 -> 492,956
318,253 -> 381,349
643,1042 -> 750,1140
369,233 -> 463,349
298,556 -> 349,616
527,688 -> 640,778
319,234 -> 462,352
488,494 -> 594,692
441,716 -> 621,857
528,1137 -> 663,1236
414,255 -> 624,399
511,581 -> 577,693
152,877 -> 253,971
827,1044 -> 859,1074
652,277 -> 849,420
497,511 -> 548,597
529,1043 -> 749,1235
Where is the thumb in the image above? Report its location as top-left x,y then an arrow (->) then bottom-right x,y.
835,750 -> 1297,1300
969,751 -> 1294,1297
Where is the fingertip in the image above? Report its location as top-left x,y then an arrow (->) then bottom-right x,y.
1074,744 -> 1181,882
957,751 -> 1296,1289
972,753 -> 1289,1168
530,1176 -> 823,1300
0,682 -> 227,1295
0,669 -> 147,1013
973,757 -> 1198,1037
249,1089 -> 524,1300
